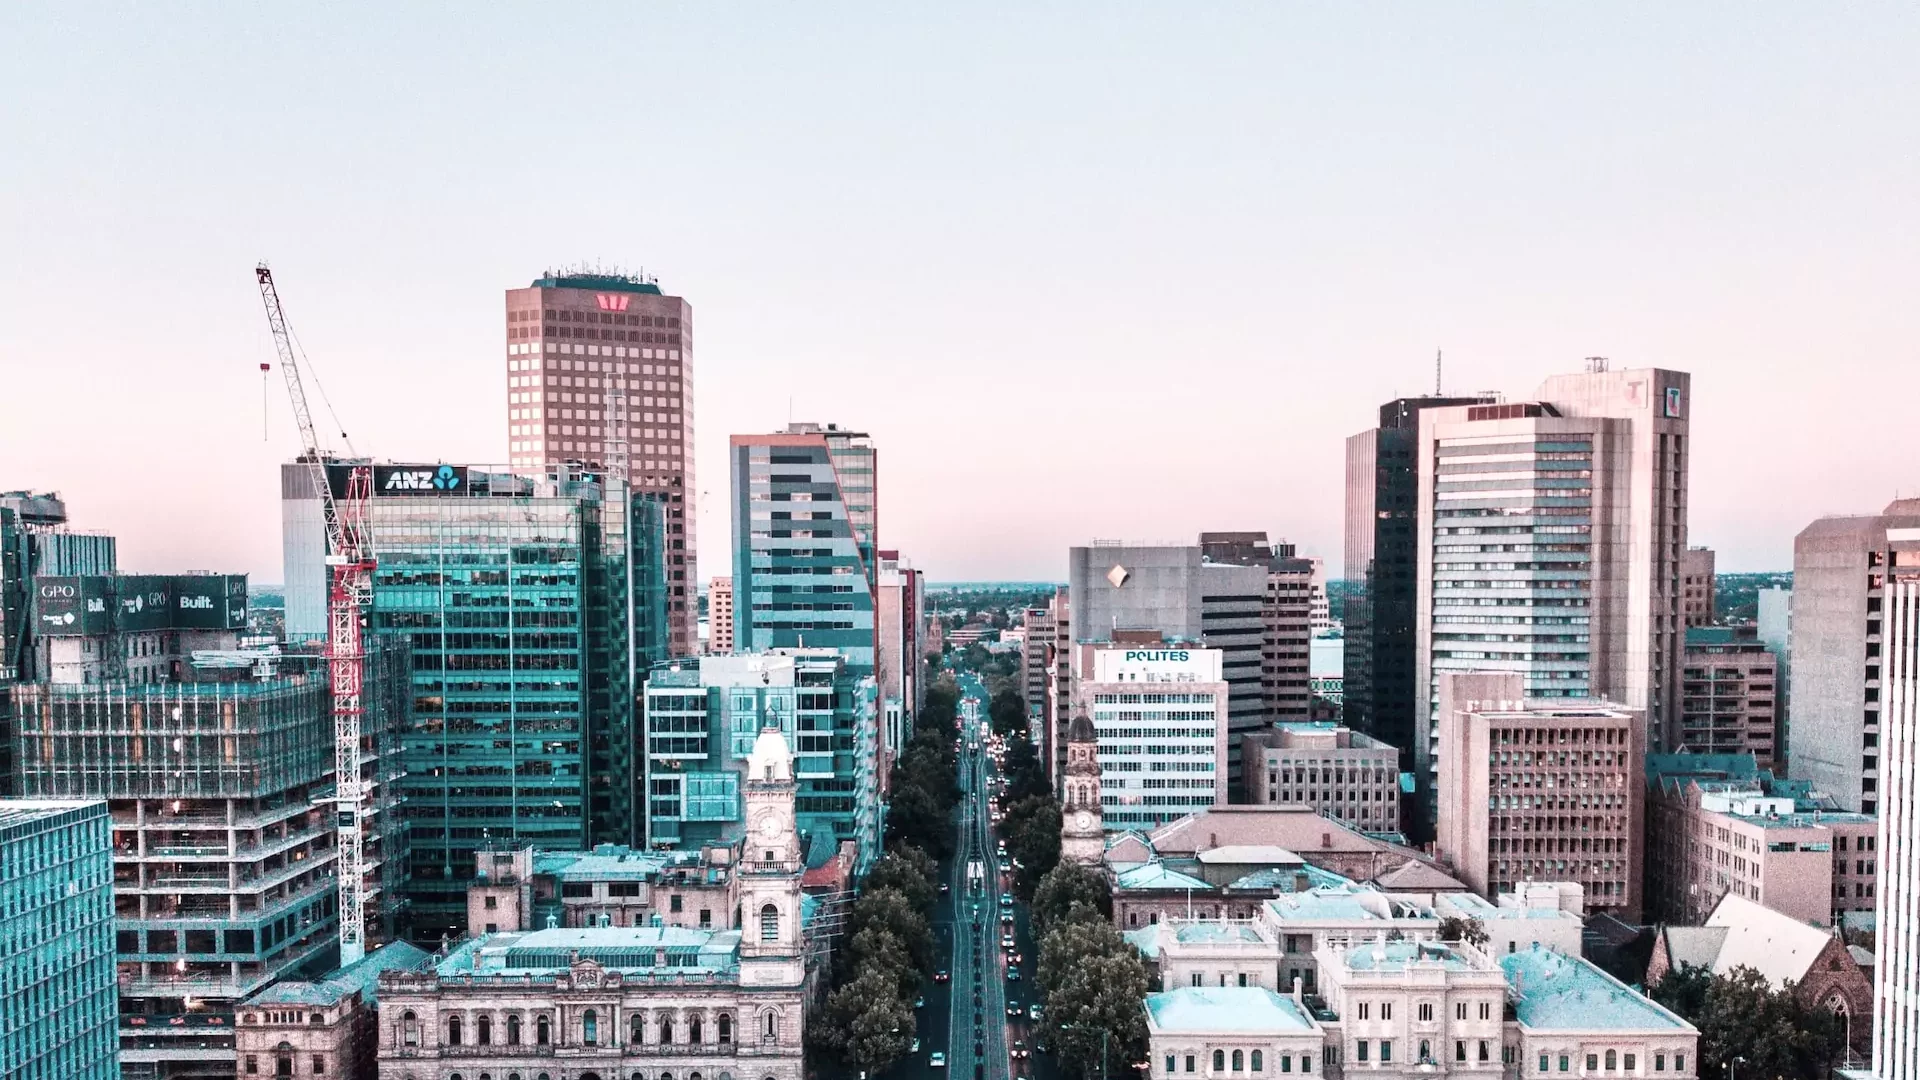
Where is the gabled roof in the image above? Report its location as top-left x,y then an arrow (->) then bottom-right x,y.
1504,948 -> 1696,1032
1659,926 -> 1728,971
1700,894 -> 1839,988
1115,860 -> 1212,892
1369,859 -> 1469,892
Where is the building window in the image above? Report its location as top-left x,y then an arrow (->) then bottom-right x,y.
764,1011 -> 777,1041
632,1015 -> 646,1044
1185,1056 -> 1196,1073
661,1016 -> 674,1044
761,904 -> 780,942
479,1016 -> 492,1045
1380,1041 -> 1392,1064
719,1014 -> 734,1044
508,1015 -> 522,1045
313,1057 -> 326,1075
1654,1054 -> 1666,1072
1605,1051 -> 1617,1071
1215,1051 -> 1227,1072
585,1010 -> 599,1046
1456,1042 -> 1466,1063
402,1012 -> 419,1047
1540,1055 -> 1551,1074
1588,1055 -> 1599,1071
1560,1056 -> 1570,1072
1252,1051 -> 1264,1072
691,1016 -> 705,1044
1675,1055 -> 1685,1073
448,1017 -> 463,1046
1301,1054 -> 1313,1074
1380,1003 -> 1392,1021
246,1057 -> 259,1075
1419,1041 -> 1432,1064
537,1015 -> 551,1045
1624,1055 -> 1636,1072
1193,973 -> 1204,988
1479,1042 -> 1490,1062
1456,1002 -> 1467,1021
671,895 -> 684,913
1479,1002 -> 1492,1020
1356,1043 -> 1368,1064
1418,1003 -> 1433,1022
1167,1056 -> 1177,1075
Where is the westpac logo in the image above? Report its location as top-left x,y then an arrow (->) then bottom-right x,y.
596,294 -> 630,312
383,465 -> 462,492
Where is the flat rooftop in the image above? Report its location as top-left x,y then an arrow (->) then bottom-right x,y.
1146,987 -> 1317,1034
438,926 -> 742,977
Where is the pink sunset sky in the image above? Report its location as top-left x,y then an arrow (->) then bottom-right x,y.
1,5 -> 1915,584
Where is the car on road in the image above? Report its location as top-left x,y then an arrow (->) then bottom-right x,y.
912,1038 -> 922,1052
915,996 -> 925,1008
1007,1002 -> 1023,1017
1012,1041 -> 1030,1059
940,882 -> 949,893
934,969 -> 951,982
998,860 -> 1011,873
930,1052 -> 947,1068
1009,951 -> 1022,963
1001,934 -> 1015,949
1000,893 -> 1013,908
1001,911 -> 1015,924
1006,967 -> 1021,981
1029,1003 -> 1044,1022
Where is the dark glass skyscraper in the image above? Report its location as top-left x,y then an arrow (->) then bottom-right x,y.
1342,395 -> 1491,841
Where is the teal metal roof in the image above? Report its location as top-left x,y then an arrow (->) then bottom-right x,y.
1502,949 -> 1694,1032
1146,987 -> 1317,1033
1115,861 -> 1211,892
245,941 -> 432,1008
1226,865 -> 1352,892
1341,940 -> 1472,972
441,926 -> 743,976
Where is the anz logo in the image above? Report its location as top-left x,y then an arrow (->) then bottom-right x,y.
383,465 -> 463,492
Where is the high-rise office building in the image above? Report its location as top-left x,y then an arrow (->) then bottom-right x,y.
1681,546 -> 1716,627
1069,641 -> 1230,831
641,651 -> 882,874
1066,544 -> 1265,791
1413,366 -> 1690,831
1341,395 -> 1495,833
1,490 -> 118,683
1198,533 -> 1318,724
1790,499 -> 1920,814
1679,626 -> 1778,769
10,644 -> 409,1077
730,424 -> 878,673
875,550 -> 927,778
708,576 -> 735,654
284,461 -> 670,940
503,271 -> 697,657
1872,522 -> 1920,1079
0,800 -> 118,1080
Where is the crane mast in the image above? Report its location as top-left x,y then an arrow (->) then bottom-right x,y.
255,264 -> 376,966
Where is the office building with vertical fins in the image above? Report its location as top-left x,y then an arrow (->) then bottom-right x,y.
1870,510 -> 1920,1080
729,424 -> 878,674
284,461 -> 670,942
503,270 -> 697,657
1412,365 -> 1689,832
0,799 -> 118,1080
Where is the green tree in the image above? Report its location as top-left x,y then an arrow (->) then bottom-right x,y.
1652,963 -> 1846,1080
990,688 -> 1027,737
1006,798 -> 1062,898
1048,943 -> 1150,1080
1437,915 -> 1488,947
845,888 -> 935,978
814,965 -> 915,1073
867,845 -> 939,915
1032,860 -> 1112,938
839,924 -> 921,997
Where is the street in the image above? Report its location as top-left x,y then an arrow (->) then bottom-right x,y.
884,670 -> 1058,1080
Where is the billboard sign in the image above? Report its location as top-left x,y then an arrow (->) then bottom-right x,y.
373,464 -> 466,495
35,575 -> 112,636
116,575 -> 174,633
174,574 -> 249,630
1091,645 -> 1224,683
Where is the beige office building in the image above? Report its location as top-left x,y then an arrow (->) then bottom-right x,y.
1434,671 -> 1645,919
504,270 -> 697,656
708,576 -> 734,655
1414,365 -> 1689,830
1241,722 -> 1401,836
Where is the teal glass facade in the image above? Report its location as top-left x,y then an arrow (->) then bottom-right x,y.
0,800 -> 118,1080
729,432 -> 877,673
367,468 -> 666,940
643,651 -> 881,873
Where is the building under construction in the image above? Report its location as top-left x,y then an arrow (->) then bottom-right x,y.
7,639 -> 409,1080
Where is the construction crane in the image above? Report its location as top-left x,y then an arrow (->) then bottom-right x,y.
255,264 -> 377,966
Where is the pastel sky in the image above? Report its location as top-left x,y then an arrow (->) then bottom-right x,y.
2,5 -> 1915,585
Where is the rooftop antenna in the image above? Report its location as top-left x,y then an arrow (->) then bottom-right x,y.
1435,349 -> 1443,395
1585,356 -> 1610,374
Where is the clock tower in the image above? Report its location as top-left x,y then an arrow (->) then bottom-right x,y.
739,726 -> 805,987
1059,710 -> 1105,865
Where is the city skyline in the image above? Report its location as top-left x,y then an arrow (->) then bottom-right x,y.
3,5 -> 1916,586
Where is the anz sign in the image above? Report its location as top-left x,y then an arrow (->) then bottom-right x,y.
373,464 -> 467,495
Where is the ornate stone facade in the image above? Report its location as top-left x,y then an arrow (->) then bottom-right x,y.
376,730 -> 808,1080
1060,712 -> 1105,865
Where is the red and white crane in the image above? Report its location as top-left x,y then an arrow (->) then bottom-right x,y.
255,264 -> 377,965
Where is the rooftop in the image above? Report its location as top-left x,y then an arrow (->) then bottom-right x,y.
246,941 -> 432,1008
1114,861 -> 1213,892
530,271 -> 663,295
1196,845 -> 1307,866
1441,892 -> 1579,922
438,926 -> 742,977
0,799 -> 106,836
1339,939 -> 1477,973
1145,987 -> 1318,1034
1264,887 -> 1417,924
1502,948 -> 1694,1032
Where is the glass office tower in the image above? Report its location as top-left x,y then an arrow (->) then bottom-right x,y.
0,800 -> 118,1080
357,464 -> 667,940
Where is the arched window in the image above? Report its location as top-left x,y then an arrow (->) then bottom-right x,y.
507,1014 -> 522,1046
690,1016 -> 704,1045
760,904 -> 780,942
1605,1051 -> 1617,1071
631,1015 -> 645,1045
481,1074 -> 493,1080
1233,1050 -> 1245,1072
763,1011 -> 777,1041
401,1011 -> 419,1047
537,1015 -> 551,1045
691,1073 -> 703,1080
276,1042 -> 294,1078
661,1016 -> 675,1044
718,1014 -> 734,1044
584,1010 -> 599,1047
1214,1051 -> 1226,1072
448,1017 -> 463,1046
1419,1041 -> 1431,1063
478,1016 -> 492,1046
1251,1051 -> 1263,1073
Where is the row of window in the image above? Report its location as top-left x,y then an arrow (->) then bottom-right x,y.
1165,1049 -> 1310,1074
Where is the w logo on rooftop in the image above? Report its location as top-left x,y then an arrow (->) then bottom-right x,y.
596,294 -> 630,312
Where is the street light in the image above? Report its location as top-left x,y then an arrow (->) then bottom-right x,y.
1726,1055 -> 1746,1080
